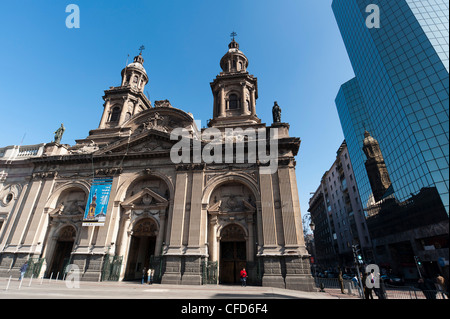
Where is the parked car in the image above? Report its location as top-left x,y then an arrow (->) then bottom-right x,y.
381,274 -> 403,285
342,274 -> 354,280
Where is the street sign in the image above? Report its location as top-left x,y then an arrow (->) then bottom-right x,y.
438,257 -> 448,267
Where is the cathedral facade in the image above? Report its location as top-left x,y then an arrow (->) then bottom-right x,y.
0,39 -> 314,291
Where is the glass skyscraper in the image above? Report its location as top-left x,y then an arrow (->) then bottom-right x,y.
332,0 -> 449,215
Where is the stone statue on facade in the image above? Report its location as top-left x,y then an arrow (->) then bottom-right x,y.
53,123 -> 65,144
272,101 -> 281,123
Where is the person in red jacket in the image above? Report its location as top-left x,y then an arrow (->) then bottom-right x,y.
240,268 -> 248,287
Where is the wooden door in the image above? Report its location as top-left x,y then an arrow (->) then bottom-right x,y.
220,241 -> 246,284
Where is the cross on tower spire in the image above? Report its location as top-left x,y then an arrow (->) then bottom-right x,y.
139,45 -> 145,54
230,31 -> 237,41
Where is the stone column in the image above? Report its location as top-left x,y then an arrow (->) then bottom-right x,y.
258,173 -> 277,249
118,209 -> 132,280
154,209 -> 166,256
277,163 -> 315,291
278,165 -> 306,249
187,170 -> 204,252
208,214 -> 219,262
161,171 -> 188,285
9,178 -> 43,247
241,82 -> 250,115
117,209 -> 132,258
0,183 -> 28,253
99,98 -> 111,128
250,88 -> 256,116
22,177 -> 56,251
219,86 -> 226,117
40,221 -> 59,276
118,97 -> 129,125
167,172 -> 187,251
246,214 -> 255,262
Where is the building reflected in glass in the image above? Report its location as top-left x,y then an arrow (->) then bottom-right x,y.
332,0 -> 449,278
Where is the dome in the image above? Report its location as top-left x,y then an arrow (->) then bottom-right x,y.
220,39 -> 249,73
363,130 -> 377,145
127,61 -> 146,74
125,52 -> 147,74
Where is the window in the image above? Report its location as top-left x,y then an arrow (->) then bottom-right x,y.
3,193 -> 13,205
110,106 -> 121,122
228,94 -> 239,109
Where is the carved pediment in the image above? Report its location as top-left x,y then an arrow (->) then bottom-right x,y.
94,132 -> 175,156
207,198 -> 255,214
128,107 -> 197,137
128,137 -> 173,153
207,200 -> 222,213
121,187 -> 168,209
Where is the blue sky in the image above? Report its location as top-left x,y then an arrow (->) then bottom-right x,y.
0,0 -> 354,225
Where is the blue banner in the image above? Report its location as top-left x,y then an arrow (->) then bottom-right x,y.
83,178 -> 113,226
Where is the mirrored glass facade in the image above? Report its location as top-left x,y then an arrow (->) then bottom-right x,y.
332,0 -> 449,214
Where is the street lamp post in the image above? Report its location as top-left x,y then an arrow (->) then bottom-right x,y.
309,221 -> 317,278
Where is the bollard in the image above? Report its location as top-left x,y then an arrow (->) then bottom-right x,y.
5,276 -> 12,291
319,282 -> 325,292
49,272 -> 53,282
28,274 -> 34,287
18,277 -> 23,289
347,282 -> 353,295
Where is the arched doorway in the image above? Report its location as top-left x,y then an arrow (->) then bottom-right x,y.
220,224 -> 247,284
48,226 -> 76,278
125,218 -> 158,280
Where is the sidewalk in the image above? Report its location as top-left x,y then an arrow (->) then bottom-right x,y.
0,277 -> 359,299
317,287 -> 362,299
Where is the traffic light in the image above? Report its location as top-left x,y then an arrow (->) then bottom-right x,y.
414,256 -> 422,267
414,256 -> 423,279
352,244 -> 363,264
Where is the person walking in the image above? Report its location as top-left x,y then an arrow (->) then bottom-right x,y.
19,262 -> 28,281
338,270 -> 345,294
147,268 -> 154,285
240,268 -> 248,287
363,272 -> 374,299
141,267 -> 147,284
435,274 -> 447,299
352,274 -> 363,297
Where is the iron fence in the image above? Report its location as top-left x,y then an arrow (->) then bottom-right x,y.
313,277 -> 448,299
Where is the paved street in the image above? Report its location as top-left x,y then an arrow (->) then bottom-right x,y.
0,277 -> 358,299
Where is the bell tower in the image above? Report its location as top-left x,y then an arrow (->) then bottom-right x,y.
363,130 -> 393,202
209,34 -> 260,128
98,47 -> 152,129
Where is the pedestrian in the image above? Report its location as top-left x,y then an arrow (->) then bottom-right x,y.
378,273 -> 387,299
240,268 -> 248,287
352,274 -> 362,297
418,278 -> 435,299
363,272 -> 374,299
142,267 -> 147,284
338,270 -> 345,294
373,272 -> 386,299
19,262 -> 28,281
435,274 -> 447,299
147,268 -> 153,284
